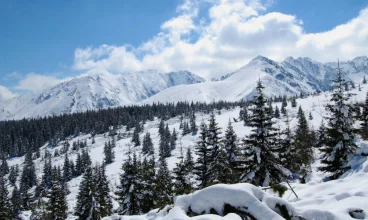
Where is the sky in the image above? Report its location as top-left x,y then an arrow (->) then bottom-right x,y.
0,0 -> 367,100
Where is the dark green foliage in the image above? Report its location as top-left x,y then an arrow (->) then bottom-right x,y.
116,153 -> 142,215
11,185 -> 22,219
319,63 -> 357,180
132,125 -> 141,147
173,149 -> 193,196
104,140 -> 115,164
96,165 -> 113,218
140,156 -> 156,213
8,165 -> 19,186
361,92 -> 368,140
142,132 -> 154,155
47,178 -> 68,220
193,122 -> 211,189
240,80 -> 289,187
155,158 -> 172,208
0,176 -> 13,219
75,166 -> 100,219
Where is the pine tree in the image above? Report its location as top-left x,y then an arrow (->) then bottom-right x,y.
140,156 -> 156,213
278,114 -> 294,171
316,121 -> 327,149
170,128 -> 178,150
193,122 -> 211,189
184,148 -> 194,173
142,132 -> 154,155
206,114 -> 225,184
0,176 -> 12,219
11,185 -> 22,219
281,103 -> 287,116
0,158 -> 9,176
190,113 -> 198,135
159,126 -> 171,160
363,76 -> 367,84
291,97 -> 297,108
158,120 -> 165,137
360,92 -> 368,140
155,158 -> 172,208
240,80 -> 289,187
20,150 -> 37,209
96,165 -> 113,218
132,126 -> 141,147
115,153 -> 141,215
47,176 -> 68,220
63,153 -> 72,182
104,141 -> 115,164
182,121 -> 190,135
224,120 -> 239,182
274,106 -> 280,118
293,106 -> 314,180
75,166 -> 100,219
239,106 -> 249,125
319,62 -> 357,180
8,165 -> 19,186
173,149 -> 193,196
75,152 -> 83,176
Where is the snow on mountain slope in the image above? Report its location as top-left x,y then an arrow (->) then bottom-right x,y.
1,56 -> 366,120
143,56 -> 368,104
0,70 -> 204,120
8,83 -> 368,220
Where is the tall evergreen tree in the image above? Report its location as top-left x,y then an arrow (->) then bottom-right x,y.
184,148 -> 194,173
223,120 -> 239,182
155,158 -> 172,208
363,76 -> 367,84
142,132 -> 154,155
319,62 -> 357,180
293,106 -> 314,181
47,174 -> 68,220
360,92 -> 368,140
140,156 -> 156,213
173,149 -> 193,196
190,113 -> 198,135
193,122 -> 211,189
170,128 -> 178,150
74,166 -> 100,219
132,126 -> 141,147
240,80 -> 290,187
104,141 -> 115,164
116,153 -> 141,215
20,150 -> 37,209
0,175 -> 12,219
96,165 -> 113,218
63,153 -> 72,182
11,185 -> 22,219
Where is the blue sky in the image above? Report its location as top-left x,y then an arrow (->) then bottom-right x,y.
0,0 -> 367,99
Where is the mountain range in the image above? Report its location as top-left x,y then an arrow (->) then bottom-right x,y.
1,55 -> 367,120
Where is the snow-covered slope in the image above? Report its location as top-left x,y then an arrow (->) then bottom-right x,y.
142,56 -> 368,104
7,82 -> 368,220
0,70 -> 204,120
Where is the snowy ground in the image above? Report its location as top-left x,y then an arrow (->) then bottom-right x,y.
8,83 -> 368,219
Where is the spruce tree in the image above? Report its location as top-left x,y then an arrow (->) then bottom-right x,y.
363,76 -> 367,84
11,185 -> 22,219
173,149 -> 192,196
274,106 -> 280,118
132,126 -> 141,147
184,148 -> 194,173
47,176 -> 68,220
104,141 -> 115,164
190,113 -> 198,135
20,150 -> 37,209
155,158 -> 172,208
360,92 -> 368,140
0,176 -> 12,219
140,156 -> 156,213
170,128 -> 178,150
142,132 -> 154,155
193,122 -> 211,189
75,166 -> 100,219
293,106 -> 314,180
63,153 -> 72,182
0,159 -> 9,176
316,121 -> 327,149
319,62 -> 357,180
278,114 -> 294,171
291,97 -> 297,108
96,165 -> 113,218
115,153 -> 141,215
240,80 -> 289,187
223,120 -> 239,182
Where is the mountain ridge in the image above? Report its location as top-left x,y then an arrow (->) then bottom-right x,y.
1,56 -> 367,120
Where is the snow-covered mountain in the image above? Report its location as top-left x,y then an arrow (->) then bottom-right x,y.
142,56 -> 368,104
1,56 -> 367,120
0,70 -> 204,120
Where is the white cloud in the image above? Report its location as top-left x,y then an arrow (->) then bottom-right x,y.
3,72 -> 22,80
71,0 -> 368,79
14,73 -> 72,93
0,86 -> 17,101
